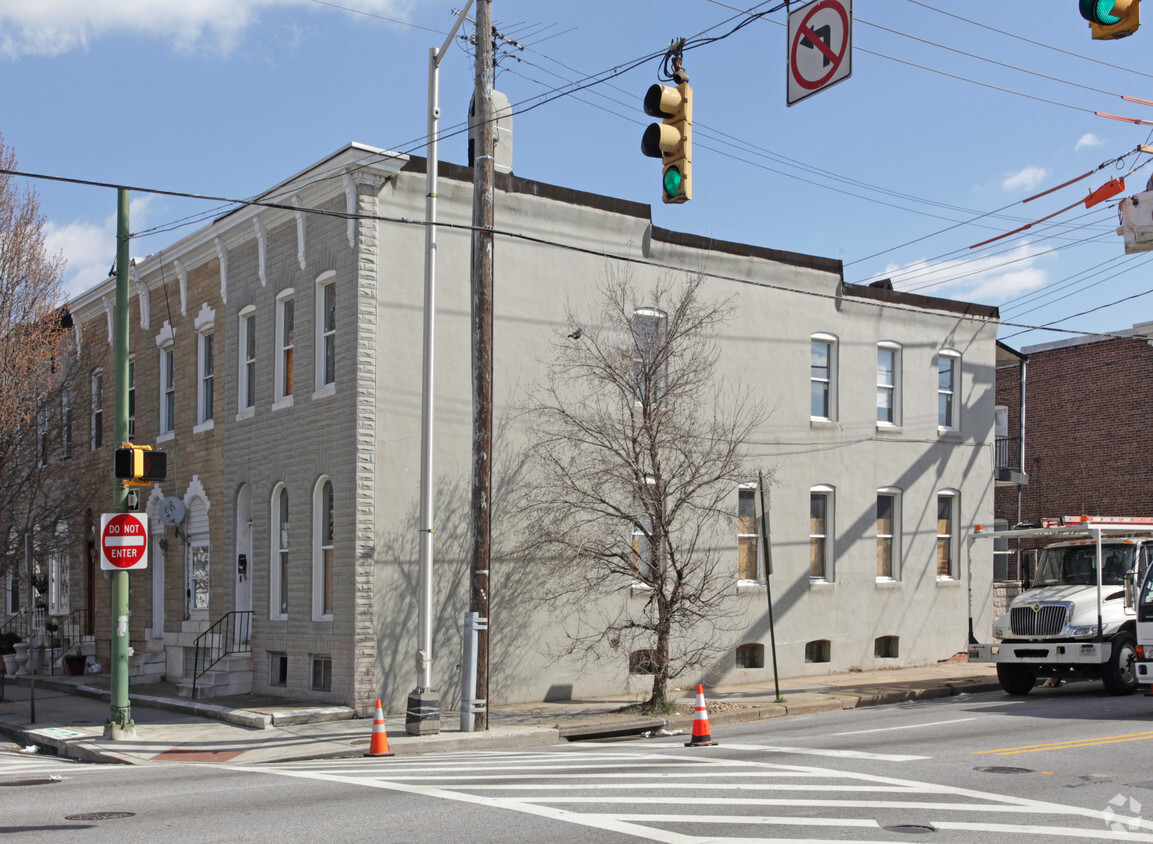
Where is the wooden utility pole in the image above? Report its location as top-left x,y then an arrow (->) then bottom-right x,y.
469,0 -> 495,732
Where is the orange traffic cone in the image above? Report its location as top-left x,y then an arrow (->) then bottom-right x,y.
365,699 -> 395,757
684,684 -> 717,747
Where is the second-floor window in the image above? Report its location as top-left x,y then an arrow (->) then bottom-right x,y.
239,308 -> 256,412
198,330 -> 214,425
811,335 -> 837,421
160,346 -> 175,434
276,291 -> 295,402
877,343 -> 900,426
633,308 -> 666,405
60,392 -> 72,458
317,274 -> 336,390
90,371 -> 103,450
938,351 -> 960,430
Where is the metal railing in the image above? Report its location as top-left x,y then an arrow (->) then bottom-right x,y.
191,610 -> 252,699
996,435 -> 1023,472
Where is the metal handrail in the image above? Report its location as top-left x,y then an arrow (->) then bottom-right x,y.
191,611 -> 252,699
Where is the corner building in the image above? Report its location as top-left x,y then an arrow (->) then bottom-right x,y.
63,144 -> 999,715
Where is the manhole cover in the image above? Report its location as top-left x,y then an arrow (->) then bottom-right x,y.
64,812 -> 135,821
883,824 -> 936,834
975,766 -> 1034,774
0,778 -> 63,787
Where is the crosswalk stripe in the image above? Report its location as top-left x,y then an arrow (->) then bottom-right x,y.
691,742 -> 928,762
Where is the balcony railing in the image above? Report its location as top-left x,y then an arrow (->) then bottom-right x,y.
996,435 -> 1023,472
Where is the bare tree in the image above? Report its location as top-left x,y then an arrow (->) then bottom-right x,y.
521,272 -> 766,711
0,135 -> 97,616
0,135 -> 68,444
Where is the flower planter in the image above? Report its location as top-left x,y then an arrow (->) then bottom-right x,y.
2,652 -> 17,675
64,654 -> 87,676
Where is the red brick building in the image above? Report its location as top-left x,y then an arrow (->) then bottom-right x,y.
995,324 -> 1153,579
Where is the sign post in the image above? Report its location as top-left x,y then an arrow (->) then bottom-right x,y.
106,189 -> 136,740
787,0 -> 853,106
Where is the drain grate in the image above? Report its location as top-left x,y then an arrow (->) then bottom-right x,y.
64,812 -> 135,821
975,766 -> 1034,774
884,824 -> 936,834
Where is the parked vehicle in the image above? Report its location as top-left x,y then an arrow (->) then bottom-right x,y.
968,517 -> 1153,696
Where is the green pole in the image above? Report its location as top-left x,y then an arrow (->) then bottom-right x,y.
105,188 -> 135,739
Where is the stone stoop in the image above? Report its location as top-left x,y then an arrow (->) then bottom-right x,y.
127,641 -> 167,681
176,651 -> 254,700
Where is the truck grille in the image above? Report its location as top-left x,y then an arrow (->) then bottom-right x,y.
1010,604 -> 1068,637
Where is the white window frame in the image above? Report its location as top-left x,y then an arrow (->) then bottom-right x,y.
632,308 -> 666,405
938,350 -> 961,432
876,488 -> 901,581
810,334 -> 838,422
314,271 -> 336,396
238,305 -> 256,418
737,484 -> 760,582
195,330 -> 215,431
47,544 -> 69,616
270,483 -> 289,620
274,289 -> 295,409
936,490 -> 959,580
60,391 -> 73,459
90,369 -> 104,450
876,342 -> 901,427
631,475 -> 659,586
809,485 -> 835,582
312,476 -> 334,620
158,345 -> 175,439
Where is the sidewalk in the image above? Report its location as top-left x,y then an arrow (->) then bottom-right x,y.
0,661 -> 1001,767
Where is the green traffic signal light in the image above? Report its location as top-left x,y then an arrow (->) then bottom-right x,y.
1080,0 -> 1123,23
663,166 -> 684,199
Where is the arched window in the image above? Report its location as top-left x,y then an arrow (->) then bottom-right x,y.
271,484 -> 289,619
312,477 -> 334,619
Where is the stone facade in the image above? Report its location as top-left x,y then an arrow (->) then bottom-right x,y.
38,143 -> 1000,715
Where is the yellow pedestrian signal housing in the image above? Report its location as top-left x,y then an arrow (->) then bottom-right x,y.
115,443 -> 167,485
1080,0 -> 1140,39
642,80 -> 692,204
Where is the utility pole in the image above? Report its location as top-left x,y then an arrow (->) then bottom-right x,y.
106,188 -> 135,739
469,0 -> 494,732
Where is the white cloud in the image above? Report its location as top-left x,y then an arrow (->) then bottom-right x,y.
1075,133 -> 1104,152
45,195 -> 158,302
872,241 -> 1050,305
1001,166 -> 1048,193
0,0 -> 411,59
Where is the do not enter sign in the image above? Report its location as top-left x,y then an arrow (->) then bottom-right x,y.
100,512 -> 149,570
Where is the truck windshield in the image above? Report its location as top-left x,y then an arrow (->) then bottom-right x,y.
1033,544 -> 1132,587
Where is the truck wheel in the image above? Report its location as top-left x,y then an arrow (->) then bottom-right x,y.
1102,632 -> 1139,696
997,663 -> 1036,696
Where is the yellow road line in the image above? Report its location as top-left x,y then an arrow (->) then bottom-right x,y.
977,730 -> 1153,756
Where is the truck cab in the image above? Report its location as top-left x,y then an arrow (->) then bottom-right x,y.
968,518 -> 1153,696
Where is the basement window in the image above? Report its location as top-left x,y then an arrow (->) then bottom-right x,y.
805,639 -> 831,664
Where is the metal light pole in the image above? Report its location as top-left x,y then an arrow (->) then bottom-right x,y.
407,1 -> 475,738
106,188 -> 135,739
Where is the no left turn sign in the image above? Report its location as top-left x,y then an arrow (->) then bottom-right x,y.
788,0 -> 852,106
100,512 -> 149,571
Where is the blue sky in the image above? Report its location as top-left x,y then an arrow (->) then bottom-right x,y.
2,0 -> 1152,349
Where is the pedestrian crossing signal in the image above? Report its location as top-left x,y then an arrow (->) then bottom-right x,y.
115,443 -> 167,484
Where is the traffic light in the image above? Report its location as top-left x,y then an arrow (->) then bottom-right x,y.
114,443 -> 167,484
1080,0 -> 1140,39
641,80 -> 692,204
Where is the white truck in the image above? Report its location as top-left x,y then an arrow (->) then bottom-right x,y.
968,517 -> 1153,696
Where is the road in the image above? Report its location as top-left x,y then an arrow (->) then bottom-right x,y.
6,683 -> 1153,842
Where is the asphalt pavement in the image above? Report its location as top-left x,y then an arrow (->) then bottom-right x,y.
0,658 -> 1001,766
